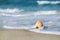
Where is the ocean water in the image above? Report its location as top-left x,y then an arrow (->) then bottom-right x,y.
0,0 -> 60,35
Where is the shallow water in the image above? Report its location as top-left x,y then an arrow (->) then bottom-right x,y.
0,14 -> 59,32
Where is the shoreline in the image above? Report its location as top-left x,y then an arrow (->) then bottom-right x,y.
0,29 -> 60,40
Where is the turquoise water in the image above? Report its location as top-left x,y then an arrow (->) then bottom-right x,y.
0,0 -> 60,35
0,0 -> 60,11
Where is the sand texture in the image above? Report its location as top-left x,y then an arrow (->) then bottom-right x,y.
0,29 -> 60,40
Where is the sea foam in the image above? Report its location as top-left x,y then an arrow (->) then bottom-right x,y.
37,1 -> 60,5
0,8 -> 59,17
29,29 -> 60,35
3,25 -> 60,35
3,25 -> 31,29
33,10 -> 58,15
0,8 -> 25,17
0,8 -> 24,13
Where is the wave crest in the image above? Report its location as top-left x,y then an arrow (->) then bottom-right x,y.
37,1 -> 60,5
0,8 -> 24,13
0,8 -> 59,17
0,8 -> 25,17
33,10 -> 58,15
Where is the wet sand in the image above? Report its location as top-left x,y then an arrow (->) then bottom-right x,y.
0,29 -> 60,40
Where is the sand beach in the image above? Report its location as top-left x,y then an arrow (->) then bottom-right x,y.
0,29 -> 60,40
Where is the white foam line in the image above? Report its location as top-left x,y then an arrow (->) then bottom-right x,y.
0,8 -> 24,13
37,1 -> 60,5
1,14 -> 24,17
3,25 -> 30,29
34,11 -> 57,15
3,25 -> 60,35
29,29 -> 60,35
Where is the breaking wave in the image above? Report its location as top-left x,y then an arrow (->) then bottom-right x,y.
37,1 -> 60,5
0,8 -> 26,17
33,10 -> 58,15
0,8 -> 24,13
0,8 -> 59,17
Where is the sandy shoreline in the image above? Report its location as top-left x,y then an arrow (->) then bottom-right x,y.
0,29 -> 60,40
